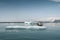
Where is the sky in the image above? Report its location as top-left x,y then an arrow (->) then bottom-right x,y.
0,0 -> 60,21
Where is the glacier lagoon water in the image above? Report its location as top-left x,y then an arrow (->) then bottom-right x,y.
0,23 -> 60,40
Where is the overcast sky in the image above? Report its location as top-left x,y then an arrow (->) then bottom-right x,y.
0,0 -> 60,21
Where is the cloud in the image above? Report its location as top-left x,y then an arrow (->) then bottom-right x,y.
51,0 -> 60,2
57,4 -> 60,7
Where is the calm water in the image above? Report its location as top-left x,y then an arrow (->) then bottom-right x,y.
0,23 -> 60,40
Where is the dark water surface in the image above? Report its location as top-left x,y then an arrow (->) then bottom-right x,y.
0,23 -> 60,40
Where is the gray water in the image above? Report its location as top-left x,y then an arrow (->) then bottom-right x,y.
0,23 -> 60,40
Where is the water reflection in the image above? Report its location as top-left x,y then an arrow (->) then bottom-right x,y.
5,29 -> 47,32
